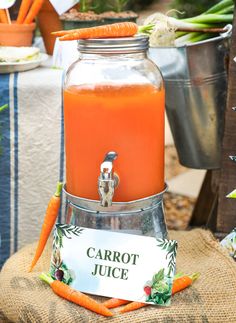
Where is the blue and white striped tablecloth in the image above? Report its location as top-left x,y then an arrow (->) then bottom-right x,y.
0,66 -> 64,267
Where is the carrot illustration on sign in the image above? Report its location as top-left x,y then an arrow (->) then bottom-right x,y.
29,182 -> 63,272
39,273 -> 114,317
50,248 -> 75,285
52,22 -> 138,40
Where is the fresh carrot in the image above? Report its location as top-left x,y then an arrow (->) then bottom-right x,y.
172,272 -> 200,295
0,9 -> 8,24
39,273 -> 114,317
24,0 -> 45,24
55,22 -> 138,41
52,21 -> 138,38
28,182 -> 63,272
120,301 -> 146,313
17,0 -> 33,24
103,298 -> 130,309
51,29 -> 81,37
119,273 -> 200,314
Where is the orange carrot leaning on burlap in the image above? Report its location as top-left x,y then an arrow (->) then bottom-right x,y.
24,0 -> 45,24
16,0 -> 33,24
29,182 -> 63,272
119,273 -> 200,313
39,273 -> 114,317
52,22 -> 138,40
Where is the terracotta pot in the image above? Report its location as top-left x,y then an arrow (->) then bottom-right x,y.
103,16 -> 138,24
38,0 -> 62,55
0,21 -> 35,47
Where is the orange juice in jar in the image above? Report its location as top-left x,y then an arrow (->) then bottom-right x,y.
64,36 -> 165,203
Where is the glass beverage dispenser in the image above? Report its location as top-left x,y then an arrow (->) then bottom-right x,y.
63,36 -> 168,239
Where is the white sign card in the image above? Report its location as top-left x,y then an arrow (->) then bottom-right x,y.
50,224 -> 178,306
49,0 -> 80,15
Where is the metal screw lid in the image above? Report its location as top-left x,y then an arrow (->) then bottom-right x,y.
78,35 -> 149,54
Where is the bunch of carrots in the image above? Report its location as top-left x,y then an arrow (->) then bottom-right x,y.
0,0 -> 45,25
39,271 -> 200,317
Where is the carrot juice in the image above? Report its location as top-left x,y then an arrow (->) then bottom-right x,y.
64,83 -> 165,202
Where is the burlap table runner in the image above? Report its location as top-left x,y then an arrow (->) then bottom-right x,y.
0,229 -> 235,323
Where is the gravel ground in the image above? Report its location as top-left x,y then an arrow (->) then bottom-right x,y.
164,145 -> 196,230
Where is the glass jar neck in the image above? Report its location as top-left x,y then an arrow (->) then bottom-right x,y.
79,51 -> 147,60
77,36 -> 149,58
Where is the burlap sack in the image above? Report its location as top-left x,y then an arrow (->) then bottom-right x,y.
0,229 -> 235,323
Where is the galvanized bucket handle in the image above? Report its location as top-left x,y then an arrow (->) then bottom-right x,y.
220,24 -> 233,38
187,24 -> 232,47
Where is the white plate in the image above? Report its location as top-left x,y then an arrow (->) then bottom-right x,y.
0,53 -> 49,74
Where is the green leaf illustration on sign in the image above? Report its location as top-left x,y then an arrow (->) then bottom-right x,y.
53,224 -> 84,249
153,268 -> 164,283
50,224 -> 83,285
144,268 -> 172,305
156,239 -> 178,276
50,250 -> 75,285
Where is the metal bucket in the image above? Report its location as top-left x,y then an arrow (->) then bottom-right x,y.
64,185 -> 168,239
149,27 -> 231,169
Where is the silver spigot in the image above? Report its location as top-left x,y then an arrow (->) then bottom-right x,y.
98,151 -> 119,207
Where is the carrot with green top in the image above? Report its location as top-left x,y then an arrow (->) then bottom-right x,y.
172,272 -> 200,295
17,0 -> 33,24
29,182 -> 63,272
24,0 -> 45,24
39,273 -> 114,317
53,22 -> 138,41
119,273 -> 200,314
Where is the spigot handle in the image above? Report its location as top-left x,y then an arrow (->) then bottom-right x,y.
98,151 -> 119,207
103,151 -> 118,163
